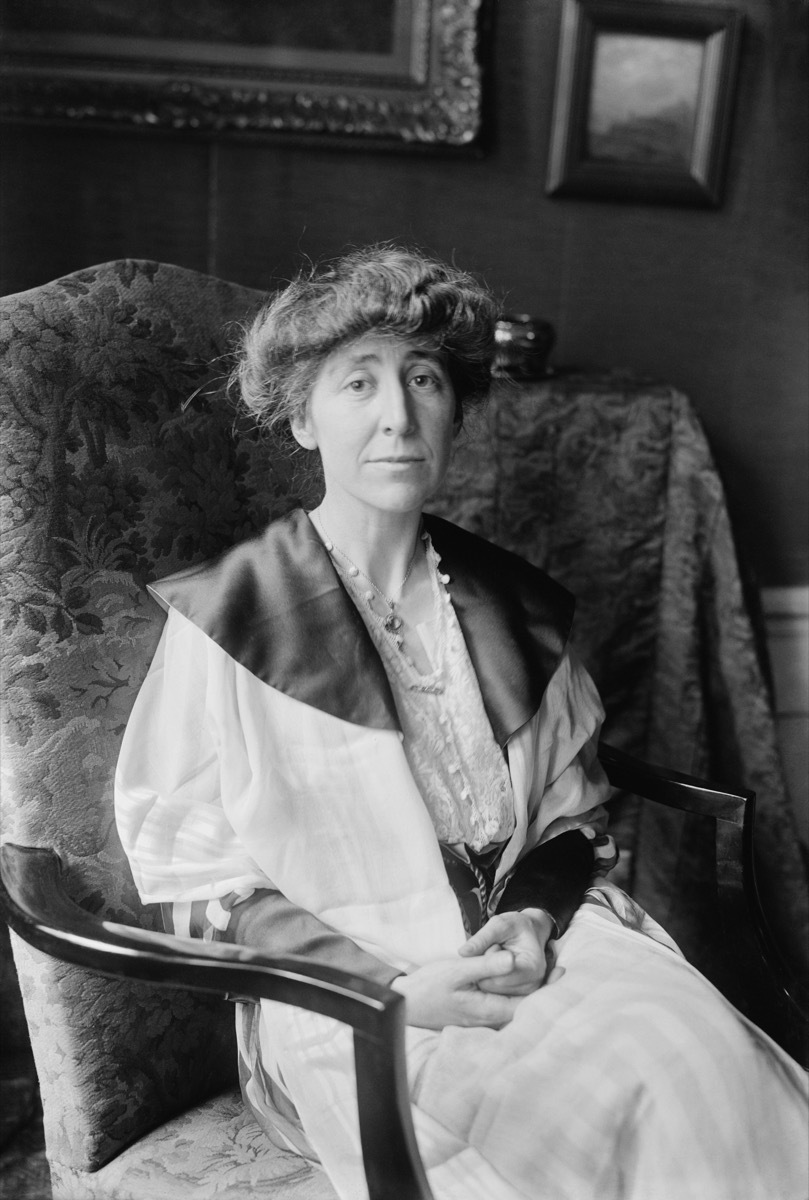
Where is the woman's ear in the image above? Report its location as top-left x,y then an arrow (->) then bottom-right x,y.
290,413 -> 317,450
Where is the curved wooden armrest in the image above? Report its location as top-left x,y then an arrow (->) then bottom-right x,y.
598,742 -> 808,1065
597,742 -> 750,822
0,843 -> 433,1200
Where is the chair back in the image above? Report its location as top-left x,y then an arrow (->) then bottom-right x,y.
0,260 -> 301,1170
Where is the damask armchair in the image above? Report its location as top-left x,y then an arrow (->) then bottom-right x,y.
1,261 -> 806,1199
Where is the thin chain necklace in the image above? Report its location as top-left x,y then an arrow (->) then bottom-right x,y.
314,512 -> 421,635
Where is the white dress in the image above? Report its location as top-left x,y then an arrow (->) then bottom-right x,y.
115,535 -> 809,1200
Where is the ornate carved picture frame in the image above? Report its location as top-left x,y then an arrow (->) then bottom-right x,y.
546,0 -> 743,206
0,0 -> 486,150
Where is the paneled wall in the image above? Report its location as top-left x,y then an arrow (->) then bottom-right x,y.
1,0 -> 806,586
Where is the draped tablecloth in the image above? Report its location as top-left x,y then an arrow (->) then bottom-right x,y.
433,371 -> 808,980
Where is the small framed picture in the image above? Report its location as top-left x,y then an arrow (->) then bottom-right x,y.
546,0 -> 743,206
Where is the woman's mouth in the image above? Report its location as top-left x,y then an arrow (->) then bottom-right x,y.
371,456 -> 424,464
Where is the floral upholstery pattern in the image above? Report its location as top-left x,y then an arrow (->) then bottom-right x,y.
49,1089 -> 337,1200
0,260 -> 307,1188
1,260 -> 806,1196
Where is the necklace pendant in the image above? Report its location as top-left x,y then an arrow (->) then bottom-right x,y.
383,611 -> 402,633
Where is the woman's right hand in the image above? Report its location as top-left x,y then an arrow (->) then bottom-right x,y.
390,950 -> 521,1029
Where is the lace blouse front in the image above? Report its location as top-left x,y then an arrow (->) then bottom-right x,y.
330,530 -> 516,853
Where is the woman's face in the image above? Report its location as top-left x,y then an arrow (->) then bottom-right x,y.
291,333 -> 457,520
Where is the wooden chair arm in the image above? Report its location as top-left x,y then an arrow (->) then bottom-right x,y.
598,742 -> 808,1065
0,843 -> 433,1200
597,742 -> 750,821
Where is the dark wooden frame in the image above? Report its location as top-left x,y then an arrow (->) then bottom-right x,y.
546,0 -> 743,206
598,744 -> 807,1066
1,843 -> 433,1200
0,0 -> 486,150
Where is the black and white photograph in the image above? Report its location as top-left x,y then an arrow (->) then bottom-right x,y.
1,2 -> 807,1199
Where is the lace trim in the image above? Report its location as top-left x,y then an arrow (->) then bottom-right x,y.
335,533 -> 515,851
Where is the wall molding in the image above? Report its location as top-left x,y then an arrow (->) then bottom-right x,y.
761,586 -> 809,715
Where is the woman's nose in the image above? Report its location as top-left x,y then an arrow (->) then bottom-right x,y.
379,376 -> 415,434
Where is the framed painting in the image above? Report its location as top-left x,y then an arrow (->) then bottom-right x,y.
0,0 -> 487,150
546,0 -> 743,206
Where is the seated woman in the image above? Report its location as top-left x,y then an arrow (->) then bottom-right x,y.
115,245 -> 808,1200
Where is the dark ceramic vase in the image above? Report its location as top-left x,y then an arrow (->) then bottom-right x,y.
493,314 -> 556,379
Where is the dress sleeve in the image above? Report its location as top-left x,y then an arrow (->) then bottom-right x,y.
115,608 -> 400,984
494,646 -> 618,934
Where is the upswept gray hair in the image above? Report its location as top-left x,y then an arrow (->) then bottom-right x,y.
232,243 -> 499,439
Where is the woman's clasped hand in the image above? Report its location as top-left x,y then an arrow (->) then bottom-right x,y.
390,951 -> 522,1031
392,908 -> 558,1029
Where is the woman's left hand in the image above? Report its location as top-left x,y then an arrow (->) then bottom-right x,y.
458,909 -> 555,996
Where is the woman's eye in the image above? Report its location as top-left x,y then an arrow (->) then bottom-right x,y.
410,372 -> 442,391
345,376 -> 371,394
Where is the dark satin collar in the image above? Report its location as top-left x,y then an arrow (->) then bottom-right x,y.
149,508 -> 574,746
423,514 -> 573,744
